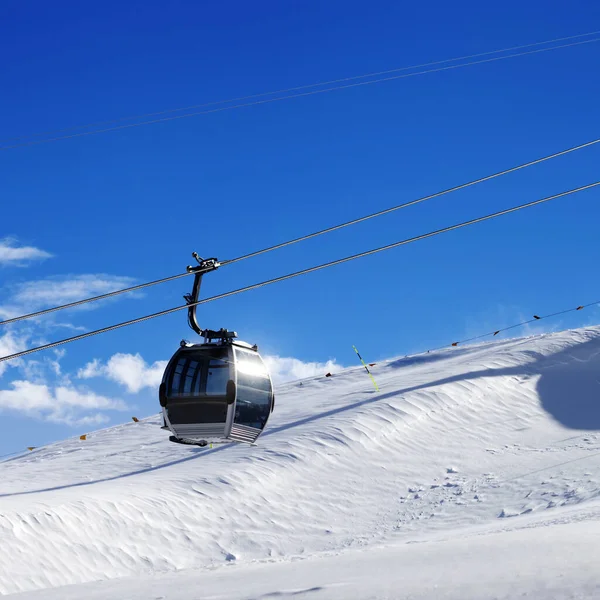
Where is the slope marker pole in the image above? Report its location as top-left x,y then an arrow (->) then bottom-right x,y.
353,345 -> 380,391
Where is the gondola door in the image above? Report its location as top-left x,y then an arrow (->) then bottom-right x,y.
163,345 -> 234,442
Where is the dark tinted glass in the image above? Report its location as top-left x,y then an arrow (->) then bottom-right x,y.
167,401 -> 228,424
166,347 -> 230,398
206,363 -> 229,394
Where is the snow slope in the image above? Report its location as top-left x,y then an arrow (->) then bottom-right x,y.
3,326 -> 600,598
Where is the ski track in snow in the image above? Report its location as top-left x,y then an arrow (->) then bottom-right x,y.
2,326 -> 600,597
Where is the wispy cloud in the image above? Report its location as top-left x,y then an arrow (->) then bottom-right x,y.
5,274 -> 137,311
0,270 -> 148,428
0,380 -> 128,426
78,353 -> 168,394
0,273 -> 139,339
0,271 -> 145,430
1,325 -> 129,427
574,302 -> 600,329
0,331 -> 28,376
0,238 -> 52,267
0,324 -> 69,385
51,322 -> 88,333
519,316 -> 565,338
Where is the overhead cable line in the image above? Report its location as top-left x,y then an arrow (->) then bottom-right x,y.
427,302 -> 599,354
2,29 -> 599,147
2,135 -> 600,329
1,180 -> 598,364
221,136 -> 600,266
2,37 -> 599,151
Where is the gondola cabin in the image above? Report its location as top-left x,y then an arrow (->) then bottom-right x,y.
160,330 -> 274,446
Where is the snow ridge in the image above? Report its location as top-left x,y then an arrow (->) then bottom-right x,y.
2,327 -> 600,597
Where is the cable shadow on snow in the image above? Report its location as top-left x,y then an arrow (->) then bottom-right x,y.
392,336 -> 600,431
0,443 -> 236,498
2,335 -> 600,498
0,385 -> 413,498
0,384 -> 421,498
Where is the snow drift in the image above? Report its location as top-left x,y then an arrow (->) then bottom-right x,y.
2,326 -> 600,599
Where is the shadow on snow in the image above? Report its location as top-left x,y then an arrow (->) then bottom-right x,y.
2,335 -> 600,498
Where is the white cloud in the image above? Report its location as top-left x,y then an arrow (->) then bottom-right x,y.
78,358 -> 102,379
263,355 -> 344,384
0,273 -> 139,351
5,274 -> 137,311
0,331 -> 28,376
0,328 -> 65,382
0,305 -> 20,320
78,351 -> 344,391
0,238 -> 52,266
0,380 -> 54,411
0,380 -> 127,426
78,353 -> 168,394
1,328 -> 128,427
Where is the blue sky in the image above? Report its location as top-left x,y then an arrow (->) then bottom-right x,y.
1,0 -> 600,455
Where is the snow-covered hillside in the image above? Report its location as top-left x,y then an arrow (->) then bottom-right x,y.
3,326 -> 600,599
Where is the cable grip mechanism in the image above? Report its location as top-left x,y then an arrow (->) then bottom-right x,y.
184,252 -> 220,335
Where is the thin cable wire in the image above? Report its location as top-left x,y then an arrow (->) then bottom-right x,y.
1,181 -> 598,364
425,303 -> 599,353
3,135 -> 600,328
221,136 -> 600,266
3,29 -> 599,145
3,37 -> 599,151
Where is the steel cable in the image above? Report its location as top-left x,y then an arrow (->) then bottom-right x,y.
2,180 -> 598,364
2,37 -> 599,151
2,136 -> 600,328
3,29 -> 599,146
